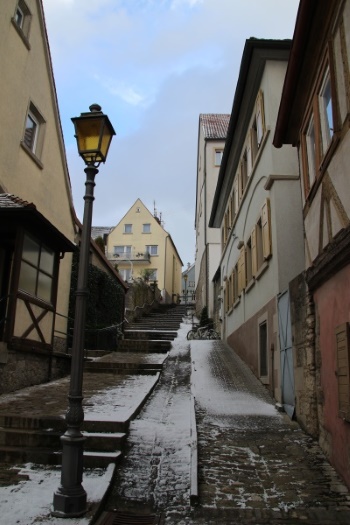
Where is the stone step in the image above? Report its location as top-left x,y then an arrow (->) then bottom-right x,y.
84,361 -> 163,371
0,414 -> 129,434
124,330 -> 177,341
127,325 -> 181,331
0,426 -> 126,452
0,445 -> 122,468
117,339 -> 171,353
84,367 -> 160,376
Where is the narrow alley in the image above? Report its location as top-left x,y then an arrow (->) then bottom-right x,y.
101,323 -> 350,525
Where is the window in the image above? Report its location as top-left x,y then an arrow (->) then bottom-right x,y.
13,1 -> 32,47
259,321 -> 268,378
15,5 -> 24,27
256,219 -> 264,270
18,234 -> 55,303
143,223 -> 151,233
24,113 -> 38,152
114,245 -> 131,257
336,323 -> 350,422
305,115 -> 317,187
246,237 -> 252,283
251,122 -> 258,163
261,198 -> 272,260
255,90 -> 265,147
215,149 -> 223,166
319,68 -> 334,152
148,269 -> 157,281
145,245 -> 158,256
124,224 -> 132,234
120,268 -> 132,282
241,150 -> 248,192
189,281 -> 195,288
22,103 -> 46,163
301,60 -> 338,198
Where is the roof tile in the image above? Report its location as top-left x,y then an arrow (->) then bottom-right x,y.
200,114 -> 230,139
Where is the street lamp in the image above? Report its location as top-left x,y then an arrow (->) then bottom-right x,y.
53,104 -> 116,517
184,274 -> 188,305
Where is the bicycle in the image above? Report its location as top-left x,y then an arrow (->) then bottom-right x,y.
186,324 -> 220,340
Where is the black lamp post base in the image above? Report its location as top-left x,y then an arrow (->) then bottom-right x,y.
52,488 -> 87,518
52,432 -> 87,517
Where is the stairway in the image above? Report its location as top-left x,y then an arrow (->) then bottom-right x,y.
0,303 -> 186,469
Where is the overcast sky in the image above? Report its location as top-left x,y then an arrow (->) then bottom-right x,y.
42,0 -> 299,267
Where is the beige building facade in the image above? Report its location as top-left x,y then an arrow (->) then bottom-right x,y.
104,199 -> 183,303
194,114 -> 230,320
0,0 -> 77,392
209,39 -> 304,406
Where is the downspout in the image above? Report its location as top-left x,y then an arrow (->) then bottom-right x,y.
164,235 -> 168,302
204,141 -> 209,310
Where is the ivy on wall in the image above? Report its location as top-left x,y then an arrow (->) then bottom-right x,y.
68,250 -> 125,349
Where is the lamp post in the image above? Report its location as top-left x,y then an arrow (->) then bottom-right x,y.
53,104 -> 115,517
184,274 -> 188,305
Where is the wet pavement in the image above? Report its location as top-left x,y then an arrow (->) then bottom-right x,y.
1,324 -> 350,524
102,329 -> 350,524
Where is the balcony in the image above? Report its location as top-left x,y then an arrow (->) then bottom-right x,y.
106,251 -> 151,263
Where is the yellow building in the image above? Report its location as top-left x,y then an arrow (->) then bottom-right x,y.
0,0 -> 76,392
104,199 -> 183,303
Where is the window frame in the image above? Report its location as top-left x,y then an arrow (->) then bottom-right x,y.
12,0 -> 32,49
142,223 -> 151,234
18,233 -> 56,305
145,245 -> 158,256
113,245 -> 132,257
21,103 -> 46,167
124,224 -> 132,234
300,53 -> 339,200
214,149 -> 223,167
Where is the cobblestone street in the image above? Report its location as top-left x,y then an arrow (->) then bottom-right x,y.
103,329 -> 350,524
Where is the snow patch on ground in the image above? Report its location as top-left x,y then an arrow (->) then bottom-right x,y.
0,463 -> 114,525
191,343 -> 279,419
84,373 -> 160,421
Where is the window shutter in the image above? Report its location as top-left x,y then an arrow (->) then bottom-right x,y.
247,131 -> 252,175
256,90 -> 265,147
239,246 -> 246,292
231,270 -> 235,304
261,198 -> 272,259
251,226 -> 258,276
233,177 -> 238,215
336,323 -> 350,421
237,168 -> 243,202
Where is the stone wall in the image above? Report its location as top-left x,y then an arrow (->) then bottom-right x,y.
0,346 -> 70,395
124,281 -> 162,324
289,272 -> 319,437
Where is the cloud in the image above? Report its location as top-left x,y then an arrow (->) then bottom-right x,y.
94,75 -> 153,107
42,0 -> 299,266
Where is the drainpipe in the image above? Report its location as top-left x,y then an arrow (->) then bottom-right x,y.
164,235 -> 168,303
204,141 -> 209,310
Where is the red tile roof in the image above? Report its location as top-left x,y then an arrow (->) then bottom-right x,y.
200,114 -> 230,139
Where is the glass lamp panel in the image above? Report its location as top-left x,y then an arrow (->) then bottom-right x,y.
22,235 -> 39,266
99,122 -> 113,160
40,246 -> 54,275
37,272 -> 52,302
19,261 -> 36,295
75,117 -> 103,153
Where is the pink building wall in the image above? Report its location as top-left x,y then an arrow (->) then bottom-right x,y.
314,264 -> 350,488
